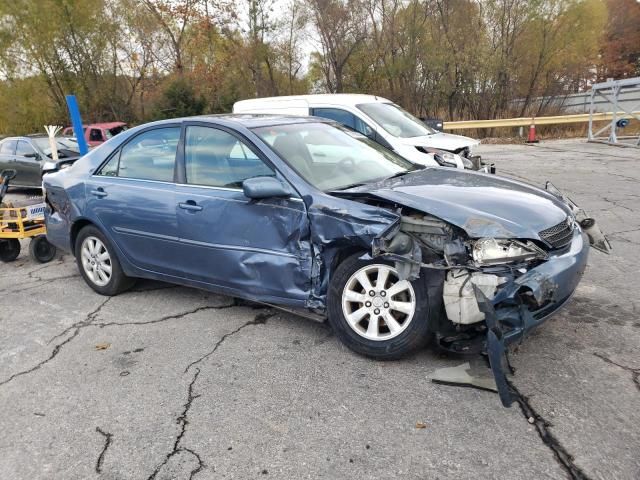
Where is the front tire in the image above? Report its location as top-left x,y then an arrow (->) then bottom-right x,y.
75,225 -> 135,295
327,253 -> 436,360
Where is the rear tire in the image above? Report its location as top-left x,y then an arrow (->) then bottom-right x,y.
75,225 -> 135,295
0,239 -> 20,262
327,253 -> 438,360
29,235 -> 57,263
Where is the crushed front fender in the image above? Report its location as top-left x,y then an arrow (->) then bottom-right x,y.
477,228 -> 590,406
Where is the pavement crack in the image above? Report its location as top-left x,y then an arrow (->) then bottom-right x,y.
602,197 -> 635,212
146,308 -> 273,478
93,302 -> 237,329
594,352 -> 640,392
184,309 -> 274,374
95,427 -> 113,474
47,297 -> 112,344
509,382 -> 591,480
147,368 -> 205,480
0,273 -> 78,295
0,298 -> 112,387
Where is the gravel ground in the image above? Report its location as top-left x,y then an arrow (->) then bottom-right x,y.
0,139 -> 638,480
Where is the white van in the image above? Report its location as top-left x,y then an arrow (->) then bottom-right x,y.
233,94 -> 485,170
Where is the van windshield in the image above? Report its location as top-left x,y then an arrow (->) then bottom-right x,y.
253,122 -> 419,191
357,102 -> 436,138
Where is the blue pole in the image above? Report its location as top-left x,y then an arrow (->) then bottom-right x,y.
65,95 -> 89,155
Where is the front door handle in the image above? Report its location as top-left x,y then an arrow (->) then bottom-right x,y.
178,200 -> 203,212
90,188 -> 107,198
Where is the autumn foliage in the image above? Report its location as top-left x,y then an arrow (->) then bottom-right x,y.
0,0 -> 637,135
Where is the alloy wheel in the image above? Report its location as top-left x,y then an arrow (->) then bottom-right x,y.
341,264 -> 416,341
81,236 -> 112,287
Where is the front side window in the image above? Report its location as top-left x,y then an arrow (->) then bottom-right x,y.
16,141 -> 36,157
313,108 -> 374,137
253,122 -> 418,191
184,126 -> 274,188
0,140 -> 17,155
97,127 -> 180,181
357,102 -> 436,138
313,108 -> 357,130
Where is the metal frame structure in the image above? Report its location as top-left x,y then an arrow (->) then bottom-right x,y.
588,77 -> 640,148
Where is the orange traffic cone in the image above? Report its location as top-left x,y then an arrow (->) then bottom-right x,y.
526,123 -> 538,143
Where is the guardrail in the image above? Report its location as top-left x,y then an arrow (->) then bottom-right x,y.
443,111 -> 640,130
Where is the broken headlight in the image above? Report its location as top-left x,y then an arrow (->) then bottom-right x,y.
472,238 -> 547,265
436,152 -> 468,169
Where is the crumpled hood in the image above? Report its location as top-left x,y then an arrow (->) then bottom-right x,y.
345,168 -> 571,240
397,132 -> 480,152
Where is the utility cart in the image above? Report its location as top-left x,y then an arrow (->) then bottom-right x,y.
0,169 -> 57,263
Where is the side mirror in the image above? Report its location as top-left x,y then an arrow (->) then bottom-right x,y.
24,152 -> 40,159
243,176 -> 291,200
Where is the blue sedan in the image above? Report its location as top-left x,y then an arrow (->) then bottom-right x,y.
43,115 -> 601,406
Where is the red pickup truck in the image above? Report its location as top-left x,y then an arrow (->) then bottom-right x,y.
62,122 -> 128,147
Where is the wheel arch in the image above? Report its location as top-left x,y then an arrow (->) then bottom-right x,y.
69,218 -> 97,256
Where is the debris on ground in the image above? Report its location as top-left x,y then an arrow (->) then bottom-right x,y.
430,362 -> 498,393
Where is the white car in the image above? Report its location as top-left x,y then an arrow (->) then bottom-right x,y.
233,94 -> 485,170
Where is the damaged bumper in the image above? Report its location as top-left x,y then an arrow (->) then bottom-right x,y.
478,228 -> 590,406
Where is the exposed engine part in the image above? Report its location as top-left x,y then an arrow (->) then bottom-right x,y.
384,232 -> 413,255
444,239 -> 467,265
472,238 -> 546,266
400,214 -> 453,252
443,269 -> 505,325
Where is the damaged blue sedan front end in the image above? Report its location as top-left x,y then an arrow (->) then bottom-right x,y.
339,168 -> 606,406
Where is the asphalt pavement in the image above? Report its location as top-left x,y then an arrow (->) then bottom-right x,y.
0,139 -> 638,479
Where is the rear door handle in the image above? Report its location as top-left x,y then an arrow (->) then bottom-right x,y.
178,201 -> 203,212
90,188 -> 107,198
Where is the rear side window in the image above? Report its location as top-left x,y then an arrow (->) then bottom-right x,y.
184,126 -> 274,188
97,127 -> 180,182
0,140 -> 17,155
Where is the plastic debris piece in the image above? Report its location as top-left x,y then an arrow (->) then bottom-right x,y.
430,362 -> 498,393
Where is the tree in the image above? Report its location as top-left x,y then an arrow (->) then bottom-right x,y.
307,0 -> 369,92
598,0 -> 640,80
151,78 -> 206,119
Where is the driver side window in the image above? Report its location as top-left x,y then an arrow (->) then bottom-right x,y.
184,126 -> 274,188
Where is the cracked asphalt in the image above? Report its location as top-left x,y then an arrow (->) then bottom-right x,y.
1,139 -> 639,480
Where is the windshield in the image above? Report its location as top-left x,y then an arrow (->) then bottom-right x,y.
253,122 -> 419,191
357,102 -> 436,138
32,137 -> 80,156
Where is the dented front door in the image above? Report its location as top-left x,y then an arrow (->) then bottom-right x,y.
175,124 -> 312,305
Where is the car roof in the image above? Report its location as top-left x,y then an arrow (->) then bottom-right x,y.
143,114 -> 334,130
87,122 -> 127,129
2,135 -> 44,141
234,93 -> 391,109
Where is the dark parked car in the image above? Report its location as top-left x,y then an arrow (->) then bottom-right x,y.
43,115 -> 604,406
0,135 -> 80,188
